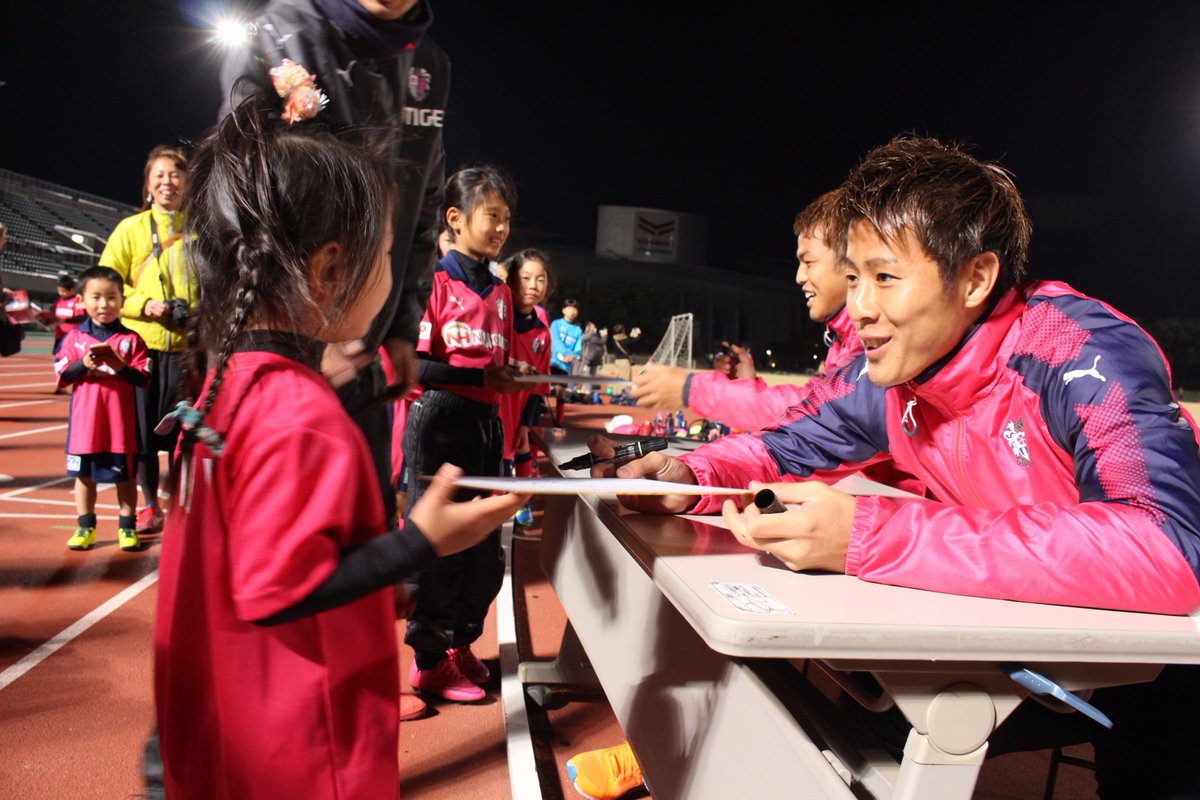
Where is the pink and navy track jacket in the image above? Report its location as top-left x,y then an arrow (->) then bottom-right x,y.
680,281 -> 1200,614
684,306 -> 860,432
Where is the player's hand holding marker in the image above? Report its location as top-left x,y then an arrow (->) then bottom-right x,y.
408,464 -> 530,557
585,434 -> 701,514
722,480 -> 855,572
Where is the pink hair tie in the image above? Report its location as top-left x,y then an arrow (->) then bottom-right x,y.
269,59 -> 329,124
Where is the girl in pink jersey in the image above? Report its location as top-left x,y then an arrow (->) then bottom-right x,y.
501,249 -> 552,525
402,165 -> 524,702
154,91 -> 527,800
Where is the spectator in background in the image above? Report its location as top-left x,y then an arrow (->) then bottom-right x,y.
549,298 -> 582,424
99,145 -> 196,538
580,321 -> 607,377
610,323 -> 640,380
45,275 -> 86,356
0,221 -> 21,358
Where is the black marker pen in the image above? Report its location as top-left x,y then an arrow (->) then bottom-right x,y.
753,488 -> 787,514
557,437 -> 671,471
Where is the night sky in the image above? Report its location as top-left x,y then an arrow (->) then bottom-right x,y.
3,1 -> 1199,319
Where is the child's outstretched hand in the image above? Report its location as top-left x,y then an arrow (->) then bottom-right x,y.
408,464 -> 531,557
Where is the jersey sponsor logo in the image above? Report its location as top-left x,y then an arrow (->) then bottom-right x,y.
448,293 -> 466,311
1003,417 -> 1031,467
401,107 -> 445,128
418,321 -> 432,341
441,322 -> 508,351
1063,354 -> 1107,385
408,67 -> 432,101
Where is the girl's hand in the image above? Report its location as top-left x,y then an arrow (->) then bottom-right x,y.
586,434 -> 698,514
82,351 -> 98,370
721,480 -> 856,572
484,364 -> 522,394
321,340 -> 372,388
408,464 -> 530,557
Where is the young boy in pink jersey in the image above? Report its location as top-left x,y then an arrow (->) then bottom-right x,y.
54,266 -> 150,551
402,164 -> 524,702
501,248 -> 552,526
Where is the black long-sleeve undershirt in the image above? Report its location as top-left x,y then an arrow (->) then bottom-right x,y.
253,521 -> 436,626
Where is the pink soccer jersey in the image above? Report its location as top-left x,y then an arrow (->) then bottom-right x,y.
500,311 -> 550,460
55,321 -> 149,455
52,294 -> 85,341
416,256 -> 514,405
155,350 -> 399,798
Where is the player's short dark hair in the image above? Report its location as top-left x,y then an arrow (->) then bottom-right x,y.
793,189 -> 847,266
840,135 -> 1030,299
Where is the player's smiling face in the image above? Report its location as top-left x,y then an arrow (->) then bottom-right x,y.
794,228 -> 845,323
449,191 -> 510,262
845,221 -> 987,387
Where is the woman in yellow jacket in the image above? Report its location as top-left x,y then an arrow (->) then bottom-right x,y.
99,145 -> 196,538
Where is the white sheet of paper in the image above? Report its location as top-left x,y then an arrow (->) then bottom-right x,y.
514,373 -> 632,386
449,475 -> 748,496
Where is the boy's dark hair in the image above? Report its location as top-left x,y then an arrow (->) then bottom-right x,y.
78,266 -> 123,294
442,164 -> 517,242
186,91 -> 395,424
504,247 -> 552,297
840,135 -> 1031,299
793,189 -> 848,266
562,298 -> 578,308
57,274 -> 77,290
141,145 -> 189,211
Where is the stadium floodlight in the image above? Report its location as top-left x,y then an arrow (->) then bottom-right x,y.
214,18 -> 250,46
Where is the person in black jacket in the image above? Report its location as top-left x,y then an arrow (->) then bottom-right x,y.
219,0 -> 449,524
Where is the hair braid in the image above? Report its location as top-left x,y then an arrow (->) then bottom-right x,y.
191,235 -> 268,443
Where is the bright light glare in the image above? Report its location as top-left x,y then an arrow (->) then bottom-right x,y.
71,234 -> 85,244
214,18 -> 249,46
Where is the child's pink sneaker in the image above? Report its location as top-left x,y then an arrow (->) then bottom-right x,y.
447,645 -> 490,683
409,657 -> 485,702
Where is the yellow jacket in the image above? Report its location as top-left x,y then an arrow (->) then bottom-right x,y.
99,208 -> 197,353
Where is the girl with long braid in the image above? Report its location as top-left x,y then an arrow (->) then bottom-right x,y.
153,85 -> 528,799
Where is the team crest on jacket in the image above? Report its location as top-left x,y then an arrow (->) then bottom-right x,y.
496,297 -> 507,321
408,67 -> 431,101
1003,417 -> 1030,467
532,337 -> 545,354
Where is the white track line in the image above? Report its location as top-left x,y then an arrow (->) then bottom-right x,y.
0,424 -> 68,440
0,382 -> 57,390
498,522 -> 543,800
0,496 -> 120,508
0,399 -> 56,410
0,475 -> 73,499
0,371 -> 52,378
0,570 -> 159,691
0,513 -> 121,520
